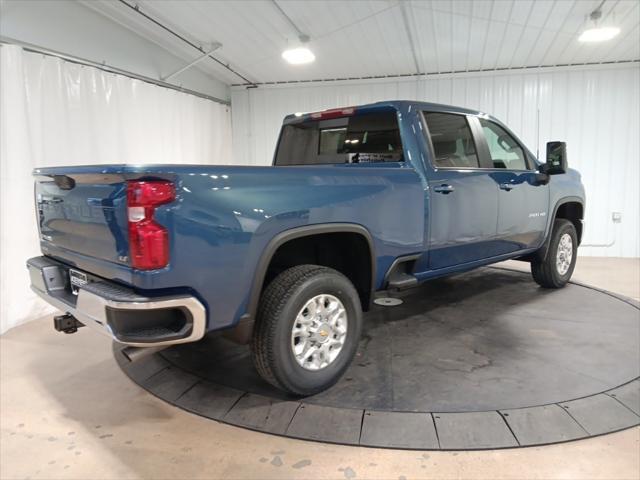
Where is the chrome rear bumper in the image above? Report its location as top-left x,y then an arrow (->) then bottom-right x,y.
27,256 -> 206,347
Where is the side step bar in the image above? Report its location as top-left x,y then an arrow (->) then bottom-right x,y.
384,254 -> 420,290
387,271 -> 418,290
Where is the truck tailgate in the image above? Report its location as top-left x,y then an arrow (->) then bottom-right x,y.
35,172 -> 129,266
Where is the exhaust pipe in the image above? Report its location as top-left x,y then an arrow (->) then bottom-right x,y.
121,345 -> 167,362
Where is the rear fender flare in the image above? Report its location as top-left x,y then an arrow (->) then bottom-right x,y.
235,223 -> 376,338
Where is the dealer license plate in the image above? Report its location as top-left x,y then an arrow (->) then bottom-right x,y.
69,269 -> 88,295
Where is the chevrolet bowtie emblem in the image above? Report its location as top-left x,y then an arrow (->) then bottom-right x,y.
319,330 -> 328,337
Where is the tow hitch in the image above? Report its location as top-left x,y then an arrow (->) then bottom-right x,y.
53,314 -> 84,334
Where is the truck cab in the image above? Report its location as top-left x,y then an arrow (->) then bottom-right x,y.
275,101 -> 583,282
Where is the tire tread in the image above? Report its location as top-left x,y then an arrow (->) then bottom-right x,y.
531,218 -> 576,288
251,265 -> 335,393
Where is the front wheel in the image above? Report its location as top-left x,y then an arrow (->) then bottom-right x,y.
531,218 -> 578,288
251,265 -> 362,396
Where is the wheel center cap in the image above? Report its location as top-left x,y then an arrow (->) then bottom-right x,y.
313,323 -> 331,343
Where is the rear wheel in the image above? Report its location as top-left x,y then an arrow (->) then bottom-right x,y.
251,265 -> 362,396
531,219 -> 577,288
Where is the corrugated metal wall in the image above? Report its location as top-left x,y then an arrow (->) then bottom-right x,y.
231,64 -> 640,257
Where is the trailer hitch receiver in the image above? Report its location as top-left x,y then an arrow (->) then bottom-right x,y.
53,314 -> 84,334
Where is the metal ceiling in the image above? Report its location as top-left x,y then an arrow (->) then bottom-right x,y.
85,0 -> 640,86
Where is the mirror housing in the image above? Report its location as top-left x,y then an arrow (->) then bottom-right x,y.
543,141 -> 568,175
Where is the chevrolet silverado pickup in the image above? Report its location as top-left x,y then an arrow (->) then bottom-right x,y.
28,100 -> 585,395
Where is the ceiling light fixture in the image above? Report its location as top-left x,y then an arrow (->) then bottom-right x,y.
578,4 -> 620,43
282,34 -> 315,65
282,47 -> 315,65
579,26 -> 620,42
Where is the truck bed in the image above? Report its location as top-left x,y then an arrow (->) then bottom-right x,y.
33,163 -> 424,332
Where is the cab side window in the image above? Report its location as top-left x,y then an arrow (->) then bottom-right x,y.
423,112 -> 480,169
479,119 -> 529,170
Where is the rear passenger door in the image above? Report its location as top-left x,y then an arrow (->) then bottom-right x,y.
421,112 -> 501,271
476,118 -> 549,253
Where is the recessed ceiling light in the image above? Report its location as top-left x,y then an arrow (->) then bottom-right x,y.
578,26 -> 621,42
282,47 -> 315,65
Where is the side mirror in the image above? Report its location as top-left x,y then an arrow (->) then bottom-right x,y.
543,141 -> 568,175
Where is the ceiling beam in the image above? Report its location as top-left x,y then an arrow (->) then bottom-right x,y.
117,0 -> 257,86
230,59 -> 639,87
271,0 -> 309,42
1,36 -> 230,104
161,43 -> 222,82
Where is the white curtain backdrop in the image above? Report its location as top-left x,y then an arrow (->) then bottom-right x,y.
0,45 -> 233,334
231,64 -> 640,258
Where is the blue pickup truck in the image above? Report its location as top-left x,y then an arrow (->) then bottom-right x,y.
28,100 -> 585,395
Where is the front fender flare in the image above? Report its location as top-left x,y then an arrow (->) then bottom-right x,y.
536,196 -> 585,261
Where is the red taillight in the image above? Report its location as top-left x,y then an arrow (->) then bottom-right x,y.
128,181 -> 176,207
127,181 -> 175,270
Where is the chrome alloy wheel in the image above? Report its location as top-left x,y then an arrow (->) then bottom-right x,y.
556,233 -> 573,276
291,294 -> 348,371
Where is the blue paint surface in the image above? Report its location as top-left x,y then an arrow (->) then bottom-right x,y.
33,100 -> 585,332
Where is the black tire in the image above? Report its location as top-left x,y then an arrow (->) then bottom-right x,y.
251,265 -> 363,396
531,219 -> 578,288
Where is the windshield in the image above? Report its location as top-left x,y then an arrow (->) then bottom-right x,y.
274,109 -> 403,166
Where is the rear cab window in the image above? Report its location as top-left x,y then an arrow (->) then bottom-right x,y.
274,109 -> 403,166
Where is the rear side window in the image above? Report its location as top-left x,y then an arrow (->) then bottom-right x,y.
423,112 -> 479,169
274,110 -> 403,166
479,119 -> 529,170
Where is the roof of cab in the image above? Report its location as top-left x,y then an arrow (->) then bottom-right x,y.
283,100 -> 488,123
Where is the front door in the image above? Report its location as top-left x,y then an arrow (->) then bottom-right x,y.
477,118 -> 549,253
420,112 -> 501,271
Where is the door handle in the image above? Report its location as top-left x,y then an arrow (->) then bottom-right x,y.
499,183 -> 514,191
433,184 -> 455,194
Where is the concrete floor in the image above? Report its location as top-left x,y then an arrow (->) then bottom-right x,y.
1,257 -> 639,480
